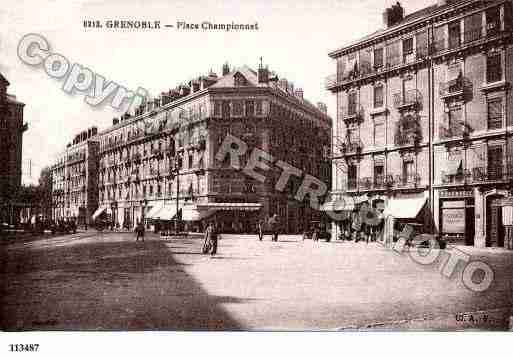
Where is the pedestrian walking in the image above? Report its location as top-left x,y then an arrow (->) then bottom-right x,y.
257,220 -> 264,241
202,223 -> 213,254
269,214 -> 279,242
210,222 -> 219,256
135,221 -> 145,241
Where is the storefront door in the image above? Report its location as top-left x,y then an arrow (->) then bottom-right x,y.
486,196 -> 504,247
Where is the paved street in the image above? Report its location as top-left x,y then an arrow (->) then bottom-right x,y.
1,231 -> 512,331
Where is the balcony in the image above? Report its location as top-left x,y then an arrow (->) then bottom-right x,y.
439,124 -> 467,140
393,89 -> 422,111
441,170 -> 469,185
393,173 -> 422,188
339,139 -> 363,155
339,105 -> 364,124
470,166 -> 512,183
439,77 -> 471,101
432,25 -> 505,56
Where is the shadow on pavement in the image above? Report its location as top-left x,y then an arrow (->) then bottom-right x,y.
0,235 -> 246,331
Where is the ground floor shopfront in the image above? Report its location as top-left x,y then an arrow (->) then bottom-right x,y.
323,190 -> 432,245
92,195 -> 322,234
324,186 -> 513,249
433,186 -> 513,248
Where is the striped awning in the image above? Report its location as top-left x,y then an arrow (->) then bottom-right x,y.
196,203 -> 262,211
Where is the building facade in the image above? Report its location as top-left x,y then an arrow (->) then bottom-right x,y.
94,64 -> 331,233
0,73 -> 28,224
326,0 -> 513,247
51,128 -> 99,225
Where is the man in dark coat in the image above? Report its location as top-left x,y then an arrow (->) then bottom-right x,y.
135,221 -> 145,241
269,214 -> 279,242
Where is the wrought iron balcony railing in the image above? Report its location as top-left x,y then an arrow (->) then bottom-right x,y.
339,139 -> 363,154
339,105 -> 364,122
393,89 -> 422,110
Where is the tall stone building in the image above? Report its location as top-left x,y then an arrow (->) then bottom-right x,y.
326,0 -> 512,247
0,73 -> 28,224
51,127 -> 99,226
94,64 -> 331,233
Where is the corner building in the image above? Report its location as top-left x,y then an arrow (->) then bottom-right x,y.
51,128 -> 99,225
0,73 -> 28,225
326,0 -> 513,247
96,64 -> 331,233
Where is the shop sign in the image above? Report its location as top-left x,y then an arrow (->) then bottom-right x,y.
442,207 -> 465,233
439,189 -> 473,198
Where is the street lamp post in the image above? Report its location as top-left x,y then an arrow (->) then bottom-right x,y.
170,156 -> 181,235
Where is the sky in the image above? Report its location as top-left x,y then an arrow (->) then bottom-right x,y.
0,0 -> 429,185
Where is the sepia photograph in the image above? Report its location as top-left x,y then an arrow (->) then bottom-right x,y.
0,0 -> 512,356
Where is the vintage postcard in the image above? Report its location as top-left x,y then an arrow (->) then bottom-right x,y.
1,0 -> 512,353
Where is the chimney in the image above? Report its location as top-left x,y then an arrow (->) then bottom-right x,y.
294,88 -> 304,99
258,64 -> 269,84
317,102 -> 327,114
222,63 -> 230,76
383,2 -> 404,28
113,117 -> 119,125
287,82 -> 294,94
92,127 -> 98,136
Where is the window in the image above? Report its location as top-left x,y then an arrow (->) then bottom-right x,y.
348,164 -> 357,189
255,100 -> 263,115
486,52 -> 502,83
374,121 -> 385,146
448,106 -> 462,136
234,73 -> 247,86
222,101 -> 230,118
245,100 -> 254,117
487,98 -> 503,130
486,7 -> 500,36
373,85 -> 384,108
347,91 -> 357,115
347,128 -> 358,145
464,13 -> 482,43
374,164 -> 384,185
232,100 -> 243,116
373,48 -> 383,68
487,145 -> 503,180
403,160 -> 415,183
402,38 -> 414,63
188,153 -> 194,169
213,101 -> 221,117
448,21 -> 461,49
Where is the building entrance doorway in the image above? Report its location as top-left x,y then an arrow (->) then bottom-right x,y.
486,195 -> 504,247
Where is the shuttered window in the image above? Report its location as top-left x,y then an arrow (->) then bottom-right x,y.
415,30 -> 428,58
464,13 -> 482,43
373,85 -> 384,108
486,53 -> 502,83
386,40 -> 401,67
487,98 -> 503,130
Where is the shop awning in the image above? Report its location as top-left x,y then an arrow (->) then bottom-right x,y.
146,202 -> 164,219
156,204 -> 182,220
92,205 -> 107,220
320,199 -> 355,212
386,195 -> 427,219
196,203 -> 262,211
181,206 -> 217,221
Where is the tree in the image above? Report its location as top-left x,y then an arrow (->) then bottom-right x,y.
38,166 -> 53,220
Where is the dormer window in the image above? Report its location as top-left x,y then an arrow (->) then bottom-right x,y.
234,72 -> 248,86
